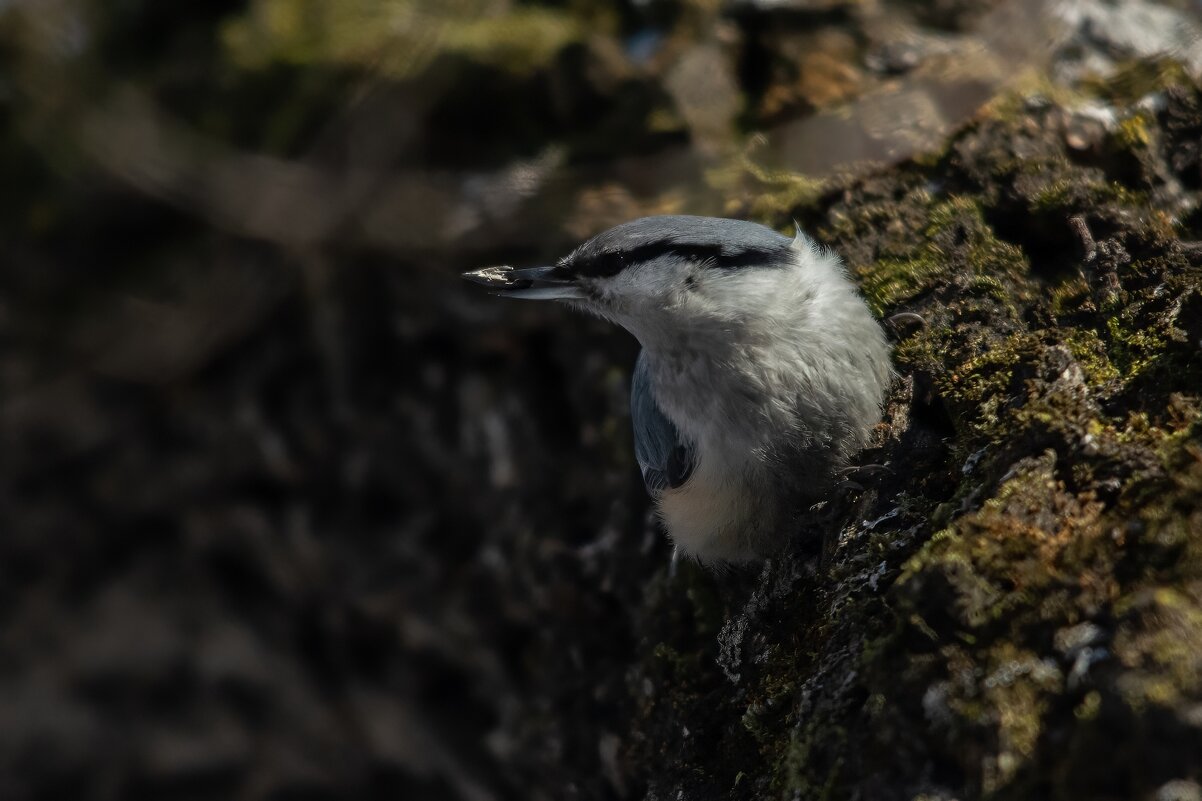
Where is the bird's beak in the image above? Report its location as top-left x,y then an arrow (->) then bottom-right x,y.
461,265 -> 584,301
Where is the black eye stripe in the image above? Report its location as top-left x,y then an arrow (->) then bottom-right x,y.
567,243 -> 788,278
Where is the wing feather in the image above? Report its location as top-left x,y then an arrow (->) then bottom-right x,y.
631,351 -> 694,494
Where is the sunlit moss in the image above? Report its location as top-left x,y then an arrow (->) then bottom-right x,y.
978,72 -> 1091,122
1113,111 -> 1153,149
1064,328 -> 1121,385
1105,314 -> 1167,377
1028,176 -> 1146,215
979,645 -> 1061,790
856,196 -> 1028,316
439,10 -> 583,74
1113,587 -> 1202,709
222,0 -> 584,76
707,143 -> 828,221
1049,276 -> 1093,316
1079,57 -> 1194,104
859,254 -> 946,316
900,451 -> 1112,620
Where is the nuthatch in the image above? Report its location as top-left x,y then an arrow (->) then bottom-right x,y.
465,216 -> 892,563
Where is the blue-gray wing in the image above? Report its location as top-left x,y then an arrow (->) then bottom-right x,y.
631,351 -> 695,495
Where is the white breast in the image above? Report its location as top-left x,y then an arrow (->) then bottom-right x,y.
656,449 -> 767,563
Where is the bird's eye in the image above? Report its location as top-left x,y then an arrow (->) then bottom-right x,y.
571,251 -> 626,278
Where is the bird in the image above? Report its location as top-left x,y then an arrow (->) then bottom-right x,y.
464,215 -> 893,563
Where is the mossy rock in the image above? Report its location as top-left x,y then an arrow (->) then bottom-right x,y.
625,69 -> 1202,801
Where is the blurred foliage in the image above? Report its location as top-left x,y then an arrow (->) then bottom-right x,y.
222,0 -> 592,77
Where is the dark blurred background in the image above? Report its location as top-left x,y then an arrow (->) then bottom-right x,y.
2,1 -> 1201,799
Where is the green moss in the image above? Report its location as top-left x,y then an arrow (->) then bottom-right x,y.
1113,586 -> 1202,709
861,427 -> 1202,795
957,333 -> 1036,405
1028,176 -> 1145,215
860,254 -> 947,317
223,1 -> 584,76
441,9 -> 583,75
706,149 -> 828,221
856,196 -> 1029,316
1064,328 -> 1121,385
978,74 -> 1091,124
896,327 -> 1045,440
780,724 -> 846,801
1105,314 -> 1167,377
1049,276 -> 1093,317
1079,57 -> 1194,104
1112,111 -> 1153,150
900,450 -> 1112,625
977,645 -> 1062,791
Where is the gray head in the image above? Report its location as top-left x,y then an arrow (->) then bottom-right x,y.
463,215 -> 796,339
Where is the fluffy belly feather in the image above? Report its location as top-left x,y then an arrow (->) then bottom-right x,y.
657,456 -> 760,563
